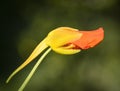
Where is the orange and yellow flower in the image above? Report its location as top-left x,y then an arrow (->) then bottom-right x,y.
47,27 -> 104,54
6,27 -> 104,86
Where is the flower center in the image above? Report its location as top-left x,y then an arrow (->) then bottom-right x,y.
62,43 -> 81,50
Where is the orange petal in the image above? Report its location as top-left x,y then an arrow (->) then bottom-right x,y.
71,27 -> 104,49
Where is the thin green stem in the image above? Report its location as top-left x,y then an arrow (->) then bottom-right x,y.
18,48 -> 51,91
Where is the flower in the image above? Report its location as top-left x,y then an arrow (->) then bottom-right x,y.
6,27 -> 104,86
46,27 -> 104,54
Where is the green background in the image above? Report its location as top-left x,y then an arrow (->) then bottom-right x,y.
0,0 -> 120,91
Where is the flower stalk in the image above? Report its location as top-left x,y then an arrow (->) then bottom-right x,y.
18,48 -> 51,91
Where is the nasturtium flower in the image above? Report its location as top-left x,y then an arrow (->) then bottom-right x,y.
47,27 -> 104,54
6,27 -> 104,90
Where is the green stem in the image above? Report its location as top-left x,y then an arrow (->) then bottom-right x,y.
18,48 -> 51,91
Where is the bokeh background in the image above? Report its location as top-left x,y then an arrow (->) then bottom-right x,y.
0,0 -> 120,91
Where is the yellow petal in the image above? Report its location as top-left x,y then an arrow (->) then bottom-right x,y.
46,27 -> 82,54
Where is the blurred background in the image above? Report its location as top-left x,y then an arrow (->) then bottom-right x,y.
0,0 -> 120,91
